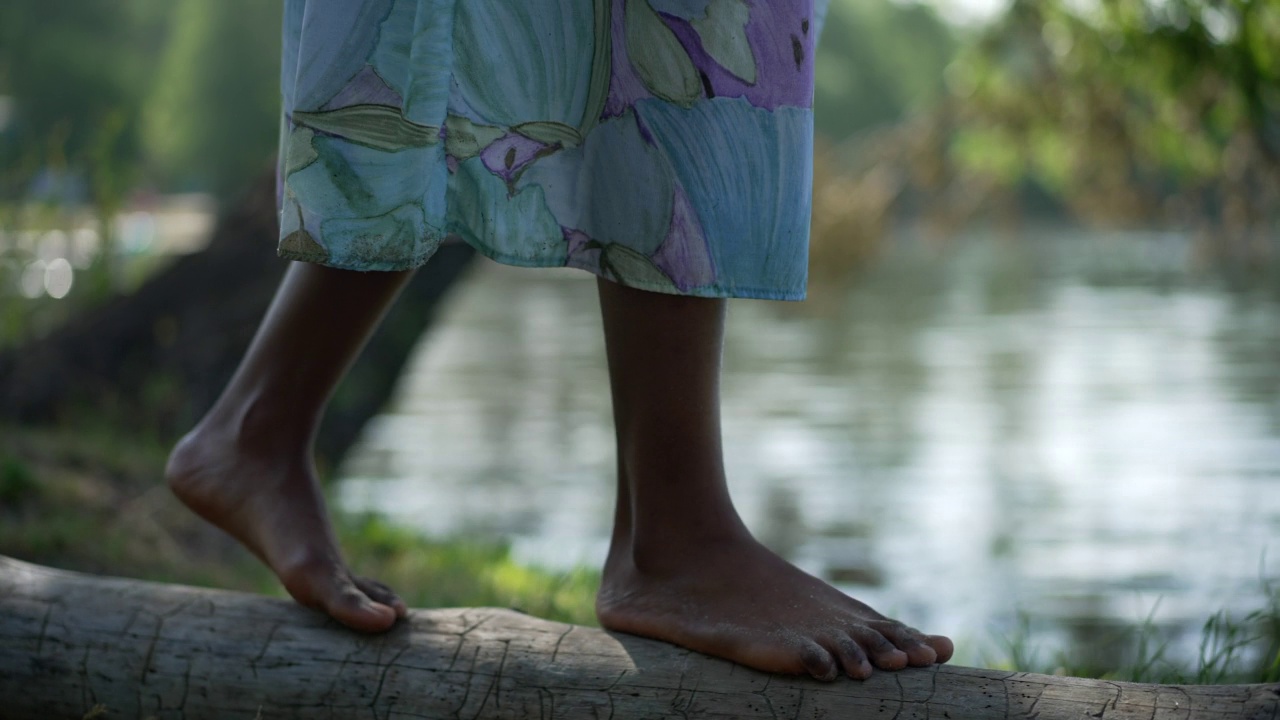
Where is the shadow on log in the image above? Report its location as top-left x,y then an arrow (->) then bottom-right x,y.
0,168 -> 476,468
2,557 -> 1277,720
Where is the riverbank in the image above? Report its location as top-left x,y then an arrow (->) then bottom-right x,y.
1,421 -> 1275,684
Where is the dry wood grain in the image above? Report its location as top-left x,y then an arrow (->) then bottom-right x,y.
1,556 -> 1276,719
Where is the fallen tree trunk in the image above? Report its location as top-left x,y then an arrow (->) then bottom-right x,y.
1,557 -> 1276,720
0,168 -> 477,469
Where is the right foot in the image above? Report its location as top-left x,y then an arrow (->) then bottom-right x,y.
165,426 -> 406,632
597,530 -> 954,681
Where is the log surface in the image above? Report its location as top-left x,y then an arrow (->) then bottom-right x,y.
1,556 -> 1276,719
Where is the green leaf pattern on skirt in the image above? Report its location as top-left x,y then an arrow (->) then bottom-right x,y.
278,0 -> 828,300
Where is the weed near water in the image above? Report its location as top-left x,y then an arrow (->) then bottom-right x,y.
985,587 -> 1280,684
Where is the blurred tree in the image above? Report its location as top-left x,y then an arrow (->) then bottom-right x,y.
945,0 -> 1280,252
143,0 -> 281,200
0,0 -> 279,203
0,168 -> 477,468
814,0 -> 959,139
0,0 -> 172,199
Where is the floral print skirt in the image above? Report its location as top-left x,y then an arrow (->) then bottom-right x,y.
278,0 -> 827,300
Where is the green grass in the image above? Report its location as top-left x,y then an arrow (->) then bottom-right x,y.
336,514 -> 599,626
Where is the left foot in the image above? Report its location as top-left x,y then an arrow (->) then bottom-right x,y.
597,530 -> 953,681
166,424 -> 407,633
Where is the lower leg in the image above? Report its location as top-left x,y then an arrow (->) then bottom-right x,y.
596,281 -> 745,555
167,262 -> 413,632
594,278 -> 953,680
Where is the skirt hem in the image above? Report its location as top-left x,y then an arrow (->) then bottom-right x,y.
278,241 -> 807,302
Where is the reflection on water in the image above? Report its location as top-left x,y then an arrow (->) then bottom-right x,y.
339,229 -> 1279,665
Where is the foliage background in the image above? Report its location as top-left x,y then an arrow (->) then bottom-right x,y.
1,0 -> 1277,684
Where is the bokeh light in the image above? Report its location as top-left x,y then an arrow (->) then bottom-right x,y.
43,257 -> 73,299
19,260 -> 46,299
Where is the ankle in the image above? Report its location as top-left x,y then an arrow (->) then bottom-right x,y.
610,522 -> 755,576
199,390 -> 316,455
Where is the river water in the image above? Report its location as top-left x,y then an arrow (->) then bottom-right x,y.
338,229 -> 1280,668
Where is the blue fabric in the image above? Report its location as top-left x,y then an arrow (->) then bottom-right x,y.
278,0 -> 826,300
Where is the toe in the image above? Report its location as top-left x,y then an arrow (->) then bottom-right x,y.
830,635 -> 873,680
924,634 -> 955,664
355,576 -> 408,618
852,626 -> 908,671
280,558 -> 399,633
876,624 -> 938,667
323,579 -> 399,633
797,640 -> 840,682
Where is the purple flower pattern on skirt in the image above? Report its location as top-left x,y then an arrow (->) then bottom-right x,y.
278,0 -> 827,300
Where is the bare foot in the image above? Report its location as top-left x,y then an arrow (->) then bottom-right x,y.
165,426 -> 406,632
597,531 -> 954,681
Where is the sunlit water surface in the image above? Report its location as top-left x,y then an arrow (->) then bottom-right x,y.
339,231 -> 1280,667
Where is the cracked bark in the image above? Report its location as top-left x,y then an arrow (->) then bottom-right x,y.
2,557 -> 1277,720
